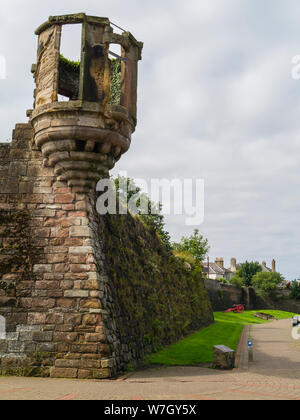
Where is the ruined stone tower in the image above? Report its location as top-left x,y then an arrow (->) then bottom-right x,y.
0,14 -> 213,379
31,13 -> 142,192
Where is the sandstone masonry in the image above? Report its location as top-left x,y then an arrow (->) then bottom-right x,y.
0,14 -> 214,379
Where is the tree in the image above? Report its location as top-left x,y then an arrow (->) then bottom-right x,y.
173,229 -> 209,265
114,175 -> 171,248
237,262 -> 262,287
251,272 -> 284,293
230,275 -> 244,288
290,281 -> 300,300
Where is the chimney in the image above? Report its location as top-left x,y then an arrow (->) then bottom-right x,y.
215,258 -> 224,269
272,259 -> 276,273
230,258 -> 237,273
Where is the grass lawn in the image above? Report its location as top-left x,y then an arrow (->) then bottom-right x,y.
148,310 -> 297,366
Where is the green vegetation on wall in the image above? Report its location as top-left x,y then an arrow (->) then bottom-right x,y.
59,55 -> 80,72
98,209 -> 214,362
110,60 -> 122,105
290,281 -> 300,300
58,55 -> 122,104
0,210 -> 37,308
114,175 -> 171,248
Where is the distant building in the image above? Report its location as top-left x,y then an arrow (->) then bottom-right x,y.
203,258 -> 276,281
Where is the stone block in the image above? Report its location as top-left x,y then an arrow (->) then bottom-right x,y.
213,345 -> 235,370
50,368 -> 78,378
45,313 -> 64,325
71,344 -> 98,354
78,369 -> 92,379
64,290 -> 89,298
53,332 -> 78,343
80,359 -> 101,369
28,313 -> 47,325
101,358 -> 115,368
70,226 -> 91,237
92,368 -> 111,379
55,194 -> 75,204
33,264 -> 52,274
36,343 -> 57,353
55,359 -> 81,368
0,340 -> 8,352
32,331 -> 54,342
8,341 -> 24,353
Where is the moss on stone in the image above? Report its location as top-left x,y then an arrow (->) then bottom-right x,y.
0,210 -> 38,308
110,59 -> 122,105
98,209 -> 214,366
58,55 -> 122,104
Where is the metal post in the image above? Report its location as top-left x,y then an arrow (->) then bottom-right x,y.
248,340 -> 253,362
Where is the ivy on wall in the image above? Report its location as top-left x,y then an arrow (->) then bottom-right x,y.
59,55 -> 80,72
98,209 -> 214,365
110,59 -> 122,105
59,55 -> 122,104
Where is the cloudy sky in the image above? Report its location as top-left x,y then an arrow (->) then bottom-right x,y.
1,0 -> 300,280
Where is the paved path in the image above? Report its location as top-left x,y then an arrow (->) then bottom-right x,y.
1,319 -> 300,400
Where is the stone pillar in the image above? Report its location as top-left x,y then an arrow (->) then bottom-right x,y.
230,258 -> 237,273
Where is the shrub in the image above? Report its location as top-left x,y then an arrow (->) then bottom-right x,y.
290,281 -> 300,300
237,262 -> 262,287
252,271 -> 284,294
173,250 -> 195,268
172,229 -> 209,266
230,276 -> 244,288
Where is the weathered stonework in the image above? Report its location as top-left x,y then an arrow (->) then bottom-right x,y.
31,13 -> 142,193
0,14 -> 214,379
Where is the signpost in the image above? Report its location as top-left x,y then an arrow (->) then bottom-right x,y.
248,340 -> 253,362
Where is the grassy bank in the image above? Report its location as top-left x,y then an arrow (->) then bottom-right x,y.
148,310 -> 297,366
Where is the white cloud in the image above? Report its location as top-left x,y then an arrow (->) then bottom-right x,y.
0,0 -> 300,279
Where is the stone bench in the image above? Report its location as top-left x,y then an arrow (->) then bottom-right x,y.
213,345 -> 235,370
253,313 -> 275,321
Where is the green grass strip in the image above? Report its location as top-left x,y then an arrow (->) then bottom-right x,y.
148,310 -> 298,366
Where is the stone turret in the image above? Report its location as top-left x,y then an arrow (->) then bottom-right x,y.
30,13 -> 143,192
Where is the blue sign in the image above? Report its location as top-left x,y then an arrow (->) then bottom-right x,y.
248,341 -> 253,347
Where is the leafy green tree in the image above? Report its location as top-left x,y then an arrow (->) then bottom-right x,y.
218,277 -> 229,284
290,281 -> 300,300
114,176 -> 171,248
230,275 -> 244,288
251,272 -> 284,293
237,262 -> 262,287
173,229 -> 209,266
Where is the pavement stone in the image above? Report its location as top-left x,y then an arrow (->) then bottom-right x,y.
0,319 -> 300,400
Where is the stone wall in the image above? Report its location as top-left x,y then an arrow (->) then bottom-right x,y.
0,124 -> 214,378
252,292 -> 300,314
205,279 -> 300,314
204,279 -> 250,311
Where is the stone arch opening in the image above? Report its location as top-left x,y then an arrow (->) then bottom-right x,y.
58,24 -> 82,101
